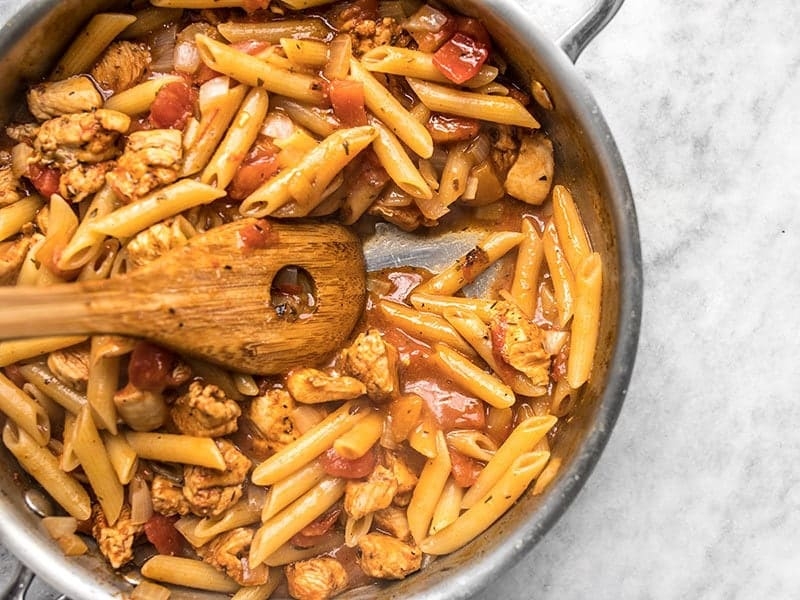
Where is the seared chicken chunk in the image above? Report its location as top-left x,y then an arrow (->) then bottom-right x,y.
0,237 -> 31,285
199,527 -> 268,586
344,465 -> 398,520
106,129 -> 182,202
490,301 -> 550,393
46,342 -> 90,390
151,475 -> 191,517
171,381 -> 241,438
90,41 -> 151,95
357,533 -> 422,580
383,450 -> 418,507
183,439 -> 251,517
0,162 -> 24,206
91,504 -> 144,569
373,505 -> 412,541
340,329 -> 400,403
114,383 -> 169,432
285,556 -> 349,600
27,76 -> 103,121
34,109 -> 130,169
124,217 -> 195,269
59,161 -> 114,202
248,388 -> 299,455
339,14 -> 402,56
504,132 -> 554,205
286,367 -> 366,404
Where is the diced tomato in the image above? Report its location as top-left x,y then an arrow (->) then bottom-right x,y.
319,446 -> 376,479
237,219 -> 277,250
27,164 -> 60,198
149,80 -> 195,129
448,445 -> 483,487
433,33 -> 490,85
290,506 -> 342,548
328,79 -> 368,128
426,113 -> 481,144
144,514 -> 184,556
454,16 -> 492,49
228,140 -> 281,200
128,341 -> 179,392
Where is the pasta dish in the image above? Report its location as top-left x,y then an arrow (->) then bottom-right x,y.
0,0 -> 603,598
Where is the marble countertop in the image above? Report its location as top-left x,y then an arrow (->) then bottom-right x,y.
2,0 -> 799,598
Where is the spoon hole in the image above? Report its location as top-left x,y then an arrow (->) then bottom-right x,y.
270,266 -> 317,322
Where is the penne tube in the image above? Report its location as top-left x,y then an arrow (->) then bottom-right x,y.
202,86 -> 269,188
446,429 -> 497,463
377,300 -> 476,358
414,231 -> 524,296
552,185 -> 592,274
406,77 -> 540,129
125,432 -> 226,470
22,382 -> 62,430
550,377 -> 576,417
407,430 -> 451,544
280,0 -> 338,8
104,75 -> 184,114
280,38 -> 328,67
510,218 -> 545,318
174,514 -> 215,547
73,406 -> 124,525
567,252 -> 603,388
0,196 -> 44,241
543,219 -> 576,328
50,13 -> 137,80
120,6 -> 183,40
263,532 -> 345,567
218,20 -> 332,44
460,415 -> 556,510
250,476 -> 346,567
130,581 -> 171,600
349,59 -> 433,158
407,415 -> 439,459
2,422 -> 91,521
153,0 -> 270,7
420,451 -> 550,555
361,46 -> 498,88
0,372 -> 51,445
252,400 -> 369,486
18,361 -> 87,415
345,512 -> 373,548
429,477 -> 463,536
409,293 -> 495,322
532,456 -> 561,495
333,411 -> 383,460
59,185 -> 120,271
101,431 -> 138,485
87,336 -> 120,434
370,118 -> 433,200
240,126 -> 377,217
262,459 -> 326,521
270,96 -> 338,138
89,179 -> 225,239
195,35 -> 326,104
60,413 -> 80,472
195,500 -> 261,538
432,343 -> 516,409
141,555 -> 240,593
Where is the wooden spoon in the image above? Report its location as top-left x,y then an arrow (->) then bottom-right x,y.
0,218 -> 366,374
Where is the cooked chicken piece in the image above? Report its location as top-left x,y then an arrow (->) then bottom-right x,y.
286,368 -> 366,405
285,556 -> 349,600
357,533 -> 422,580
91,504 -> 144,569
344,465 -> 398,520
340,329 -> 400,403
27,76 -> 103,121
489,301 -> 550,392
6,124 -> 39,145
151,474 -> 191,517
504,132 -> 554,205
198,527 -> 268,586
368,202 -> 432,232
183,439 -> 251,517
383,451 -> 418,507
34,109 -> 130,169
46,342 -> 90,390
339,15 -> 403,56
0,237 -> 31,285
90,41 -> 152,95
0,162 -> 24,206
59,161 -> 114,202
171,381 -> 241,438
124,216 -> 195,269
114,383 -> 169,432
248,388 -> 299,455
106,129 -> 182,202
373,505 -> 411,541
488,123 -> 519,175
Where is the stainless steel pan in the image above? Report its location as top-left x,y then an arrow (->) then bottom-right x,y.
0,1 -> 642,598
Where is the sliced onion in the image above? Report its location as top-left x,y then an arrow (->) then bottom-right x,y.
261,112 -> 295,140
378,1 -> 407,20
466,134 -> 491,164
198,76 -> 231,113
324,34 -> 352,81
542,330 -> 569,355
10,142 -> 32,178
173,40 -> 200,74
149,24 -> 177,73
402,5 -> 448,33
129,475 -> 154,525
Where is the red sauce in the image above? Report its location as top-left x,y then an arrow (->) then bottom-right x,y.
237,219 -> 276,250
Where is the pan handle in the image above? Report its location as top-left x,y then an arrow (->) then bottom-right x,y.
557,0 -> 625,63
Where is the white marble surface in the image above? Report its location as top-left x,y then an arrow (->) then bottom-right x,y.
2,1 -> 799,598
481,0 -> 800,598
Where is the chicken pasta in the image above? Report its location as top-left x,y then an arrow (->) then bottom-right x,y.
0,1 -> 603,598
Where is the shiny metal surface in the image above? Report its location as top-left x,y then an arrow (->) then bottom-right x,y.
0,1 -> 642,598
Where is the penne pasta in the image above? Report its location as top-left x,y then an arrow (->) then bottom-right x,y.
101,432 -> 138,485
407,77 -> 541,129
104,75 -> 184,114
125,431 -> 226,470
361,46 -> 498,89
280,38 -> 328,67
409,293 -> 496,322
195,500 -> 261,538
429,477 -> 463,536
50,13 -> 137,80
567,252 -> 603,388
407,430 -> 451,544
532,456 -> 562,495
377,299 -> 476,358
58,185 -> 120,271
446,429 -> 497,463
552,185 -> 592,274
510,218 -> 545,318
86,336 -> 120,434
18,361 -> 87,415
432,343 -> 516,409
420,451 -> 550,555
231,570 -> 284,600
0,196 -> 44,241
218,20 -> 332,44
141,555 -> 239,593
543,219 -> 576,328
332,410 -> 383,459
0,372 -> 51,445
263,533 -> 345,567
370,118 -> 433,200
